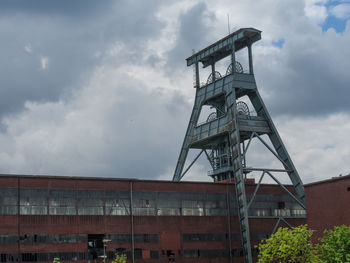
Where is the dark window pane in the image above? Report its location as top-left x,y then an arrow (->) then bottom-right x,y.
0,188 -> 18,196
150,250 -> 159,259
0,196 -> 17,205
0,235 -> 18,244
132,192 -> 156,199
49,189 -> 76,197
77,198 -> 103,206
20,189 -> 48,196
77,190 -> 104,198
105,191 -> 129,199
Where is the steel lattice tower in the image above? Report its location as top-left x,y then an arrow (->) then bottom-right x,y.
172,28 -> 305,263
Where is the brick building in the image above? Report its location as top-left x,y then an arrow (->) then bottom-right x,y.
305,174 -> 350,241
0,174 -> 307,263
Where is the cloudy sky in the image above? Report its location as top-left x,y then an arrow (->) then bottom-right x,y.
0,0 -> 349,184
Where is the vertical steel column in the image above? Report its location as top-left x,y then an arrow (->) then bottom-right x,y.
211,63 -> 216,82
228,44 -> 253,263
173,63 -> 202,181
248,43 -> 253,74
242,141 -> 246,168
195,62 -> 200,88
231,43 -> 236,71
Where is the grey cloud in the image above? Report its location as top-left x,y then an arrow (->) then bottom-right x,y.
166,2 -> 216,69
0,67 -> 191,179
106,89 -> 189,178
0,0 -> 164,119
0,0 -> 116,18
255,28 -> 350,116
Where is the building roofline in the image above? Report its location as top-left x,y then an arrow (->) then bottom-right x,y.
0,173 -> 292,187
304,174 -> 350,187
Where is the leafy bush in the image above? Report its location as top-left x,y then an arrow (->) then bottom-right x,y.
317,225 -> 350,263
256,225 -> 318,262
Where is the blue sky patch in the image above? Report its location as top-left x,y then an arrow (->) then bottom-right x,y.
322,15 -> 347,33
272,38 -> 285,48
322,1 -> 350,33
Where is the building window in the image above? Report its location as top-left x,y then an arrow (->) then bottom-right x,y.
278,201 -> 285,209
183,233 -> 227,242
0,235 -> 18,244
150,250 -> 159,259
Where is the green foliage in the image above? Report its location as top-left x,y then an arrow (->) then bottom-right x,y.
257,225 -> 318,263
317,225 -> 350,263
112,253 -> 127,263
53,258 -> 60,263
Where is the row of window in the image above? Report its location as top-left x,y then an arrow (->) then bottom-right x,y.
184,248 -> 259,258
0,187 -> 303,204
0,232 -> 272,246
106,234 -> 158,243
1,188 -> 229,200
0,250 -> 159,262
1,234 -> 85,244
0,232 -> 271,245
0,188 -> 305,216
0,252 -> 90,262
0,234 -> 158,244
0,206 -> 229,216
0,206 -> 306,218
183,233 -> 270,242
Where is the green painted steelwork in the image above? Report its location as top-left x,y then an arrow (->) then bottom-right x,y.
173,28 -> 305,263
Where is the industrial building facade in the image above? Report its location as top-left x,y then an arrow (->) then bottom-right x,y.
0,175 -> 308,263
305,174 -> 350,242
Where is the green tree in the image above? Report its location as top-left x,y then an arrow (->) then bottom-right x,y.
53,258 -> 60,263
112,253 -> 127,263
317,225 -> 350,263
256,225 -> 319,263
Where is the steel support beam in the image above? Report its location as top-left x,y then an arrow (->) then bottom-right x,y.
179,150 -> 204,180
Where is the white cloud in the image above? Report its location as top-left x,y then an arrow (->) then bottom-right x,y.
40,56 -> 49,70
0,47 -> 190,178
304,2 -> 328,24
302,0 -> 329,26
276,113 -> 350,183
330,3 -> 350,19
145,1 -> 197,59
